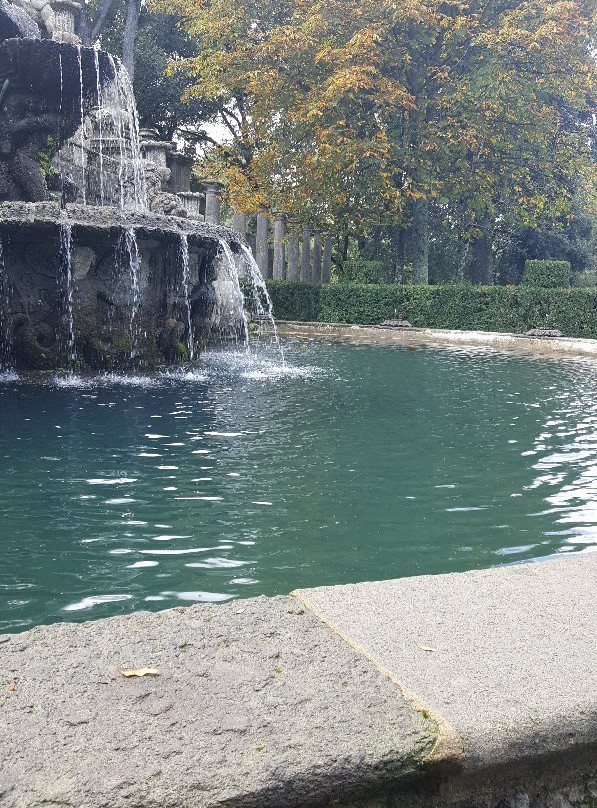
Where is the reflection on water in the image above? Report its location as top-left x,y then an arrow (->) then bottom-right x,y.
1,341 -> 597,632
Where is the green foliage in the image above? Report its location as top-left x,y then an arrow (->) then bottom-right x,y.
99,7 -> 217,140
267,282 -> 597,338
38,136 -> 57,179
267,281 -> 320,321
338,260 -> 393,284
522,260 -> 571,288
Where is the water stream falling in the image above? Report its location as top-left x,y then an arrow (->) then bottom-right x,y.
239,244 -> 285,364
178,234 -> 195,361
93,48 -> 105,206
117,228 -> 141,364
102,56 -> 147,211
0,238 -> 12,372
76,47 -> 87,205
217,240 -> 250,350
58,215 -> 76,371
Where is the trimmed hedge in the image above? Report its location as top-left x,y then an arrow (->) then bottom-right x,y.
340,260 -> 393,284
522,260 -> 571,288
266,281 -> 597,339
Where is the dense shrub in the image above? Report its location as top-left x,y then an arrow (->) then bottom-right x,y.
267,281 -> 320,321
267,282 -> 597,339
522,260 -> 571,288
338,260 -> 393,284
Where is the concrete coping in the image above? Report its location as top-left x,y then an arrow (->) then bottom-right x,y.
276,321 -> 597,360
2,554 -> 597,807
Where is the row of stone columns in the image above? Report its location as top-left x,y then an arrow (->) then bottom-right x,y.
241,211 -> 333,283
202,186 -> 333,284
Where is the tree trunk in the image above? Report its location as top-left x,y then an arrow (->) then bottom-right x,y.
467,230 -> 492,285
411,199 -> 429,284
392,225 -> 406,283
122,0 -> 142,81
88,0 -> 116,45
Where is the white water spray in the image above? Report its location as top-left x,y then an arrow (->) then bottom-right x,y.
76,46 -> 87,205
117,228 -> 141,364
217,240 -> 249,350
93,48 -> 105,206
179,234 -> 195,361
58,214 -> 76,371
239,244 -> 285,364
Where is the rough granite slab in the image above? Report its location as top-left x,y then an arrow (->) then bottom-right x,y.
294,554 -> 597,771
0,596 -> 440,808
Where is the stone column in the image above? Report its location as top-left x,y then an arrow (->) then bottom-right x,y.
233,212 -> 247,239
177,192 -> 204,220
312,231 -> 322,283
50,0 -> 81,44
287,221 -> 300,281
168,153 -> 193,193
301,225 -> 311,282
256,208 -> 270,278
273,214 -> 286,280
322,235 -> 333,283
204,182 -> 222,225
141,140 -> 173,169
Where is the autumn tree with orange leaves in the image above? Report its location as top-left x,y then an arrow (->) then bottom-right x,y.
153,0 -> 595,282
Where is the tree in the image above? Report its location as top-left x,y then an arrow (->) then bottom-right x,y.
79,0 -> 142,78
157,0 -> 595,282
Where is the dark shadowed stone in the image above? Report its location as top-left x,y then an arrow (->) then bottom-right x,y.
525,329 -> 563,338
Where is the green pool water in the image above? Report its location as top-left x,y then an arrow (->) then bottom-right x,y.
1,340 -> 596,633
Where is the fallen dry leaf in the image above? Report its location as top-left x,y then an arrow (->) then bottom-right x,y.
418,645 -> 437,653
7,683 -> 17,692
119,667 -> 159,678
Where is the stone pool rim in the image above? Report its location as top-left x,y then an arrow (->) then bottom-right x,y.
2,554 -> 597,808
277,320 -> 597,359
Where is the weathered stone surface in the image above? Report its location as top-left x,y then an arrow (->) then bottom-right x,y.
294,554 -> 597,771
0,201 -> 249,369
525,328 -> 563,338
0,596 -> 439,808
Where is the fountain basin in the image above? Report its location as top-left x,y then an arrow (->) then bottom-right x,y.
0,201 -> 247,369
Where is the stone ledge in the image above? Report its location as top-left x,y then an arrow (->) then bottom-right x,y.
0,596 -> 444,808
276,321 -> 597,359
2,556 -> 597,808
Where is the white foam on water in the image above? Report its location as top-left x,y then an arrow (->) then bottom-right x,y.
53,374 -> 94,389
86,477 -> 137,485
0,370 -> 18,382
170,591 -> 233,603
63,593 -> 132,612
127,561 -> 159,568
160,369 -> 208,383
99,373 -> 156,387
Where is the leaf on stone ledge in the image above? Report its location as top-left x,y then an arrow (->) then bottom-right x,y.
119,667 -> 160,678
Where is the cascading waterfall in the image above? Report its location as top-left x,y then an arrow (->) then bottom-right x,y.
117,228 -> 141,364
100,56 -> 147,211
76,47 -> 87,205
217,240 -> 249,349
93,48 -> 105,206
239,244 -> 285,364
178,234 -> 195,361
58,215 -> 76,371
0,238 -> 13,372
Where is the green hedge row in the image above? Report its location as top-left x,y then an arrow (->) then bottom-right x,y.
522,260 -> 571,288
266,281 -> 597,339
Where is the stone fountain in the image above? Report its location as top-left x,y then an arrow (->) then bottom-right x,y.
0,0 -> 266,371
